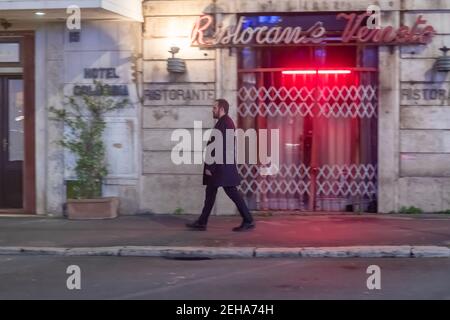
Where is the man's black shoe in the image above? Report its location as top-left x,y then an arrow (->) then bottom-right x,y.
232,222 -> 255,232
186,221 -> 207,231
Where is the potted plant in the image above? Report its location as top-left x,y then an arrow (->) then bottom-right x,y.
49,81 -> 128,219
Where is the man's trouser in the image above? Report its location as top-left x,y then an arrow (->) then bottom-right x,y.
198,185 -> 253,225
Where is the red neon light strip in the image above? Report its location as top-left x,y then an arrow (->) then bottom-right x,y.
282,69 -> 351,75
282,70 -> 316,75
318,69 -> 351,74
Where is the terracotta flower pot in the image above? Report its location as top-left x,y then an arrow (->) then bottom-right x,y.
66,197 -> 119,220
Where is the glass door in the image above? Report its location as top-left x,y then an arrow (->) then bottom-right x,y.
0,76 -> 24,208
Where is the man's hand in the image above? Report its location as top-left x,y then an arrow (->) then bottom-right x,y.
205,169 -> 212,176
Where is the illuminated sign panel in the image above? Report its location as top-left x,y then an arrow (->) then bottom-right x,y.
191,12 -> 436,47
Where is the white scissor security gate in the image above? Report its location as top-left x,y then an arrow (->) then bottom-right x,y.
237,69 -> 378,212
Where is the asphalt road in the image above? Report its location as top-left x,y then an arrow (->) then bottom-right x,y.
0,256 -> 449,300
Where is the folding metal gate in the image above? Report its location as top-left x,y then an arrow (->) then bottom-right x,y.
237,68 -> 378,212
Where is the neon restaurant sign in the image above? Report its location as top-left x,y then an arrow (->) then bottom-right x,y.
191,12 -> 436,47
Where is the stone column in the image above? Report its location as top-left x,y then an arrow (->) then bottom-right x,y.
378,11 -> 400,213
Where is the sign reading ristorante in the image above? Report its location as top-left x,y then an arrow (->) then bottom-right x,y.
191,12 -> 436,47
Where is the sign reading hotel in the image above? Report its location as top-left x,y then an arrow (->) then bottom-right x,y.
191,12 -> 436,47
73,67 -> 129,96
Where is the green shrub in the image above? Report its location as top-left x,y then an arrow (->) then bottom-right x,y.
399,206 -> 423,214
174,207 -> 184,215
49,81 -> 128,199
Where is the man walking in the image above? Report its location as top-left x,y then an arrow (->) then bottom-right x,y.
186,99 -> 255,232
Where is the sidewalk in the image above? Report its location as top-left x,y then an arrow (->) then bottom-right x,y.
0,214 -> 449,258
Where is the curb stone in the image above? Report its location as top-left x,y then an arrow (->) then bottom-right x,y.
120,246 -> 256,259
65,247 -> 122,256
0,246 -> 449,258
10,247 -> 68,256
255,248 -> 301,258
119,246 -> 167,257
300,246 -> 412,258
411,246 -> 450,258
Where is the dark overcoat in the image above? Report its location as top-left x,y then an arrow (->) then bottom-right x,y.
203,114 -> 241,186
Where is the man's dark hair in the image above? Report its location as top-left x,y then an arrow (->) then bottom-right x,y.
216,99 -> 229,114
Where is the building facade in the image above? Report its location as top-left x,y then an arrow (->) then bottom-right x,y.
0,0 -> 450,216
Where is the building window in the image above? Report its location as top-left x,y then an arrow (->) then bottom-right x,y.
237,14 -> 378,212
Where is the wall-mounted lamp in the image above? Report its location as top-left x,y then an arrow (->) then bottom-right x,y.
167,46 -> 186,73
436,46 -> 450,72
